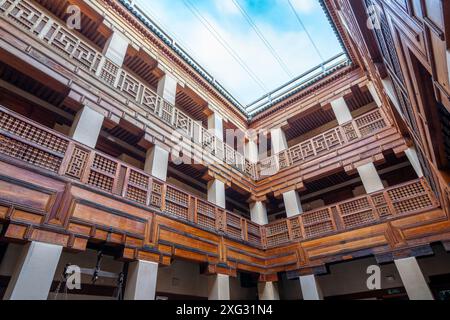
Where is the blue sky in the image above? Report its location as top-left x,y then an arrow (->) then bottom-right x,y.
133,0 -> 343,105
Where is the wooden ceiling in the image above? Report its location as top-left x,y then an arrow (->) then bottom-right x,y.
169,162 -> 207,183
346,85 -> 374,111
0,62 -> 66,108
302,170 -> 359,194
284,84 -> 375,142
35,0 -> 112,49
103,126 -> 143,149
123,49 -> 160,91
176,89 -> 208,125
285,107 -> 336,141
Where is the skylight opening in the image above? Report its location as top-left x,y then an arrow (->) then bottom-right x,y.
129,0 -> 347,115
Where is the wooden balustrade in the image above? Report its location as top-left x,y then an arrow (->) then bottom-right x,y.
255,108 -> 389,179
0,106 -> 440,251
0,0 -> 256,178
0,0 -> 396,182
0,0 -> 399,183
0,106 -> 264,247
264,178 -> 439,248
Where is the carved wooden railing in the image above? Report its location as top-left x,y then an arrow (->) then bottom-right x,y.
0,106 -> 441,251
0,106 -> 264,247
0,0 -> 396,182
0,0 -> 257,178
264,178 -> 439,248
256,108 -> 389,178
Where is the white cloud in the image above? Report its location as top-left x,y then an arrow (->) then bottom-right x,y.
288,0 -> 318,13
214,0 -> 240,15
180,17 -> 320,104
132,0 -> 338,105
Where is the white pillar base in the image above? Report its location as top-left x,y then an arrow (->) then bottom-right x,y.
124,260 -> 159,300
258,282 -> 280,300
3,241 -> 62,300
357,162 -> 384,193
299,275 -> 323,300
331,97 -> 353,125
208,274 -> 230,300
207,179 -> 226,209
283,190 -> 303,218
69,106 -> 104,148
144,145 -> 169,182
250,201 -> 268,225
394,257 -> 434,300
405,147 -> 424,178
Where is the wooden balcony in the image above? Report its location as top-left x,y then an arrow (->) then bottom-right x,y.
0,104 -> 439,244
0,105 -> 263,246
0,0 -> 411,197
255,108 -> 390,179
0,0 -> 402,186
264,178 -> 439,248
0,0 -> 449,276
0,0 -> 255,178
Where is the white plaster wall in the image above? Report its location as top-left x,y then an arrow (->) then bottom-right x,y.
230,274 -> 257,300
156,260 -> 257,299
156,260 -> 208,298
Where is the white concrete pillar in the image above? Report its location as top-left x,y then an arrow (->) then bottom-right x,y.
103,31 -> 130,66
208,112 -> 224,140
299,274 -> 323,300
208,274 -> 230,300
283,190 -> 303,217
144,145 -> 169,182
331,97 -> 353,125
3,241 -> 62,300
157,73 -> 178,106
394,257 -> 434,300
206,112 -> 226,209
357,162 -> 384,193
245,139 -> 259,164
250,201 -> 268,225
69,106 -> 104,148
258,282 -> 280,300
124,260 -> 159,300
207,179 -> 226,209
405,147 -> 424,178
367,81 -> 382,107
270,127 -> 288,154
